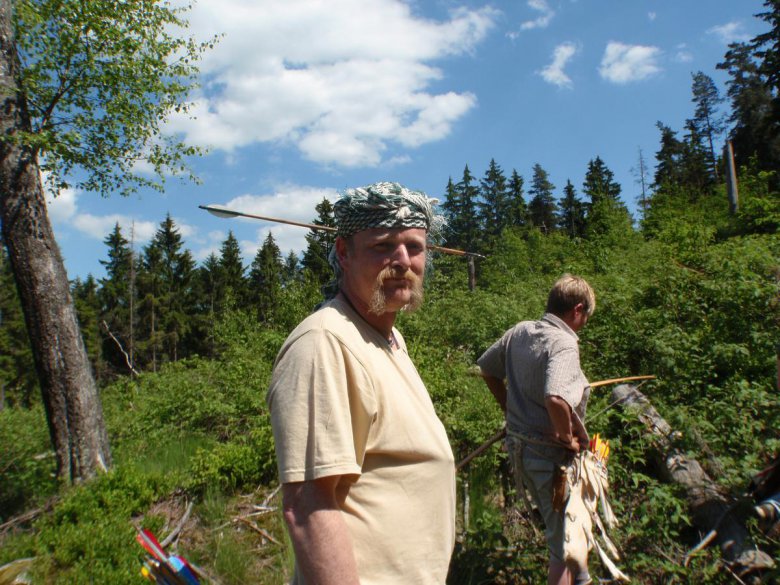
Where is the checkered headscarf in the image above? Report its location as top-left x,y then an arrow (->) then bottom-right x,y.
320,182 -> 444,300
333,182 -> 444,238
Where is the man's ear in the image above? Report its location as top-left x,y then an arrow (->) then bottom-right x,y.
335,236 -> 348,266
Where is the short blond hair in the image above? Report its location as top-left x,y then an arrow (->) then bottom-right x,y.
546,274 -> 595,317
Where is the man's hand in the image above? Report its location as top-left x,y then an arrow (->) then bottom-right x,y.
282,476 -> 361,585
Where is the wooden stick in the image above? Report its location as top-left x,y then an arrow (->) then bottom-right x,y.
456,375 -> 657,471
456,427 -> 507,471
161,500 -> 194,549
236,517 -> 283,546
589,375 -> 656,388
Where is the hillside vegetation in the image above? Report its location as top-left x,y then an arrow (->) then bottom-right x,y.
1,170 -> 778,583
2,2 -> 780,582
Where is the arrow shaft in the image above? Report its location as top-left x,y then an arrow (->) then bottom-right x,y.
200,205 -> 483,257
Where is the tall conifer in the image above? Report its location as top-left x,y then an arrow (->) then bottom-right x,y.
0,241 -> 35,406
690,71 -> 726,179
441,166 -> 480,250
558,180 -> 586,238
218,231 -> 246,306
528,163 -> 557,233
506,169 -> 528,228
477,159 -> 509,245
98,223 -> 135,377
250,232 -> 284,323
301,198 -> 336,285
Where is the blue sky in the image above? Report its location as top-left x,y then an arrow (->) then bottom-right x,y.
46,0 -> 769,280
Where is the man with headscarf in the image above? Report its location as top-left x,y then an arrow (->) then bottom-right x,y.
267,182 -> 455,585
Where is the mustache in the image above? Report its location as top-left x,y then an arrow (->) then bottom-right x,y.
367,266 -> 424,315
378,265 -> 419,285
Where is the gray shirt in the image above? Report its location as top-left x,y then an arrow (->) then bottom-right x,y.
477,313 -> 590,440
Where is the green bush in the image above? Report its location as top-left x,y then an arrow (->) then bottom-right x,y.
0,466 -> 172,584
0,406 -> 58,521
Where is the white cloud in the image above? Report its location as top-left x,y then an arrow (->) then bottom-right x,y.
648,12 -> 656,21
539,42 -> 578,88
71,214 -> 158,244
707,21 -> 751,44
167,0 -> 498,168
520,0 -> 555,30
46,186 -> 78,223
674,44 -> 693,63
599,42 -> 662,84
45,181 -> 190,249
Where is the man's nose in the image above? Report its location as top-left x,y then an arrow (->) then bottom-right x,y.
390,244 -> 411,269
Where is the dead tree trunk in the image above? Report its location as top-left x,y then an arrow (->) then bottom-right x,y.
0,0 -> 111,482
611,384 -> 773,576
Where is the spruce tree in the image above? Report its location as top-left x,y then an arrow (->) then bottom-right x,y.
282,250 -> 300,284
137,238 -> 163,371
194,252 -> 221,358
71,276 -> 105,383
653,122 -> 685,190
582,156 -> 622,206
441,166 -> 480,250
506,169 -> 528,229
477,159 -> 509,245
558,180 -> 586,238
527,163 -> 557,233
138,214 -> 195,367
301,198 -> 336,285
250,232 -> 284,323
717,3 -> 780,185
98,223 -> 135,377
582,157 -> 631,238
218,231 -> 246,306
681,118 -> 716,196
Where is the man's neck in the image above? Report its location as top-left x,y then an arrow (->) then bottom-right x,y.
338,290 -> 397,340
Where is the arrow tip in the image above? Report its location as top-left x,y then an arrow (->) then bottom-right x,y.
200,204 -> 240,219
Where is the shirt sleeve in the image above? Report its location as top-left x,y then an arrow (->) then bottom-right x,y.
544,341 -> 588,409
267,328 -> 376,484
477,330 -> 509,380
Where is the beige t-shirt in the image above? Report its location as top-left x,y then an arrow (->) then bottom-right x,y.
267,297 -> 456,585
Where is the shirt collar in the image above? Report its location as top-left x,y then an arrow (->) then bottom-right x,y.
541,312 -> 579,341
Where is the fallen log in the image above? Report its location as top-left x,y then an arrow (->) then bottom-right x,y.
611,384 -> 774,578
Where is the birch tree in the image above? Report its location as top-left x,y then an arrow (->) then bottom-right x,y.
0,0 -> 211,482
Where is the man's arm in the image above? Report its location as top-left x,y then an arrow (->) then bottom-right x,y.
282,475 -> 361,585
545,395 -> 588,452
481,374 -> 507,414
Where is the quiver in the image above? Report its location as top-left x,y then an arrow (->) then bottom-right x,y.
563,450 -> 630,582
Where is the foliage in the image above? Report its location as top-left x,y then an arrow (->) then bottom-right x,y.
13,0 -> 215,197
0,405 -> 57,521
0,242 -> 37,406
0,466 -> 172,584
